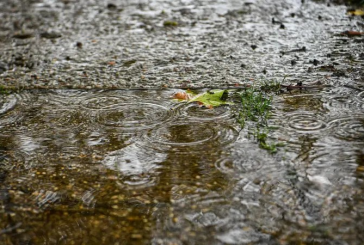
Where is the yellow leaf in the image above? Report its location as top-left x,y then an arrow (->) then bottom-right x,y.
348,9 -> 364,16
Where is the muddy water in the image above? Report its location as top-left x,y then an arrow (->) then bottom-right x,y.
0,88 -> 363,245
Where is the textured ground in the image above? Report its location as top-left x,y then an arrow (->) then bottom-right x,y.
0,0 -> 363,89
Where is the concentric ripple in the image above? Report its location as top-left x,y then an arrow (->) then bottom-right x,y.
324,95 -> 355,111
81,96 -> 131,110
288,113 -> 327,132
356,91 -> 364,108
235,155 -> 263,173
328,116 -> 364,141
103,143 -> 165,189
122,174 -> 159,189
357,91 -> 364,102
51,89 -> 88,98
144,122 -> 238,147
279,94 -> 324,112
176,103 -> 232,121
97,102 -> 174,130
323,89 -> 364,111
215,142 -> 284,178
32,109 -> 87,130
173,191 -> 228,208
214,158 -> 235,174
0,94 -> 17,115
48,89 -> 88,107
215,151 -> 264,175
0,94 -> 24,127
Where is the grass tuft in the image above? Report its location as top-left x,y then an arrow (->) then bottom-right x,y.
0,85 -> 16,95
236,81 -> 284,153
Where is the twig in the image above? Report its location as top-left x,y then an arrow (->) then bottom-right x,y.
344,84 -> 364,92
281,84 -> 331,90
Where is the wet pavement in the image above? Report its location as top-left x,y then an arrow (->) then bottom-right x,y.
0,0 -> 363,89
0,0 -> 364,245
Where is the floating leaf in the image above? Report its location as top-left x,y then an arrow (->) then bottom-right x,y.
172,89 -> 233,108
189,90 -> 233,108
341,30 -> 363,37
172,90 -> 196,101
173,91 -> 192,101
347,9 -> 364,16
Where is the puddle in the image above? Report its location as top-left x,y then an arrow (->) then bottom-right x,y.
0,88 -> 363,244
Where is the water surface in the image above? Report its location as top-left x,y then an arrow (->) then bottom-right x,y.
0,88 -> 363,244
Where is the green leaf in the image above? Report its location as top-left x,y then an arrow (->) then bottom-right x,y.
189,90 -> 233,108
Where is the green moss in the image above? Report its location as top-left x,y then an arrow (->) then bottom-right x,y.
123,59 -> 137,67
163,20 -> 178,27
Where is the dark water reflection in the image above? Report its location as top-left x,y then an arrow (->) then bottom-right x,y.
0,89 -> 363,244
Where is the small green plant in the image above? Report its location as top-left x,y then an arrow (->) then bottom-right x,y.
238,88 -> 271,127
237,83 -> 284,153
0,85 -> 15,95
163,20 -> 178,27
171,84 -> 284,153
253,128 -> 284,153
260,79 -> 282,93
